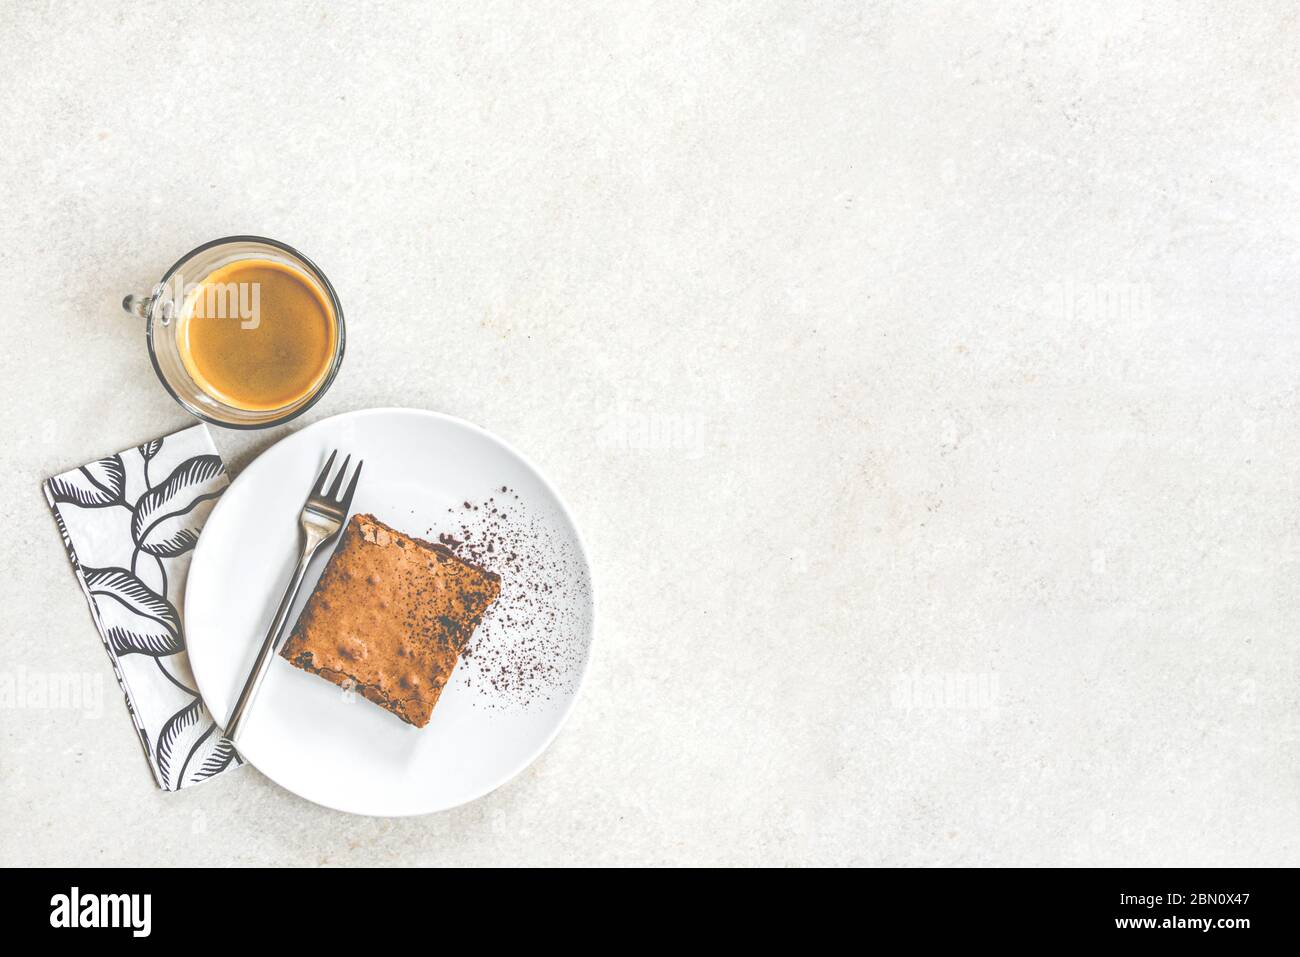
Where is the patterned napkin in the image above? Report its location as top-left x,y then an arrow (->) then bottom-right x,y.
43,424 -> 242,790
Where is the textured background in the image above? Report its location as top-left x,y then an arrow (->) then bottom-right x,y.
1,0 -> 1296,866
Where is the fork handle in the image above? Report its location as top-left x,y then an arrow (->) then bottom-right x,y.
223,532 -> 327,745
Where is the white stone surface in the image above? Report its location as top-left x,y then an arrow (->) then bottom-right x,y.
1,0 -> 1297,866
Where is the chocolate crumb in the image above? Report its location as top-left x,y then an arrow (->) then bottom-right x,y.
431,485 -> 587,708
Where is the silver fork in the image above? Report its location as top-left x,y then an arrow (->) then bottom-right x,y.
223,449 -> 364,745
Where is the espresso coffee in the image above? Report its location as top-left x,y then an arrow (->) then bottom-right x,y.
176,259 -> 337,412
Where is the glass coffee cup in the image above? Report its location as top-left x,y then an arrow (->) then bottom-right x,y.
123,236 -> 346,429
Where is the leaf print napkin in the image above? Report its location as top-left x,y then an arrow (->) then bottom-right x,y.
44,424 -> 242,790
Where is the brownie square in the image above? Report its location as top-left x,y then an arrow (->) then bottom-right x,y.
280,513 -> 501,727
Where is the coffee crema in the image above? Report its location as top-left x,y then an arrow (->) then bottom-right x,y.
176,258 -> 337,412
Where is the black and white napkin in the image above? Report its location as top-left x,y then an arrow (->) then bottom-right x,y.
43,424 -> 242,790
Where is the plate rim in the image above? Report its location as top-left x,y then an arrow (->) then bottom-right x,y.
185,405 -> 597,816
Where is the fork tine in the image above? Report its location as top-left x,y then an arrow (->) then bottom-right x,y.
326,454 -> 351,500
340,459 -> 363,513
313,450 -> 337,496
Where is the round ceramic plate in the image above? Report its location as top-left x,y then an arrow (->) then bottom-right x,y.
185,408 -> 594,815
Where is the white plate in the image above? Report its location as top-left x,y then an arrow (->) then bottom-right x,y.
185,408 -> 595,815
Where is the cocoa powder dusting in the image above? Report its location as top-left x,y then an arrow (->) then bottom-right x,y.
425,487 -> 588,708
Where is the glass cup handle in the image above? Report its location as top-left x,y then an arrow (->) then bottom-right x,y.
122,292 -> 174,324
122,293 -> 154,318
